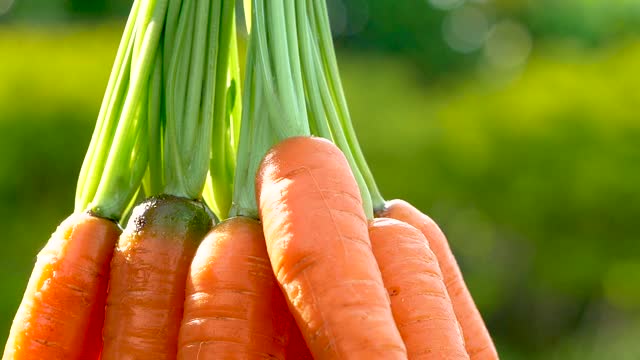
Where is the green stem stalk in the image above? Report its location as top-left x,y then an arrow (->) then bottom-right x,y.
147,48 -> 164,195
309,0 -> 385,212
230,33 -> 264,218
75,0 -> 141,213
232,0 -> 381,219
86,0 -> 169,220
304,7 -> 373,218
231,0 -> 311,218
208,0 -> 236,219
254,0 -> 309,139
162,0 -> 221,200
297,0 -> 331,140
228,18 -> 242,167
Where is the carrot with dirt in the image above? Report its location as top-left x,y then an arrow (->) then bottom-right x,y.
102,195 -> 211,359
2,0 -> 159,358
300,0 -> 498,357
100,0 -> 234,356
369,217 -> 469,359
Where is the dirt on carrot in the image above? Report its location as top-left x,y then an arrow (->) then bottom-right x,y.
102,195 -> 212,359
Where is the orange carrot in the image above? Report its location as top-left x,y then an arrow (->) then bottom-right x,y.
379,199 -> 498,360
369,217 -> 469,359
102,195 -> 211,359
256,136 -> 407,359
3,212 -> 120,360
177,216 -> 292,359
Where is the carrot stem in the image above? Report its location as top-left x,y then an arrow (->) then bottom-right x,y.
231,0 -> 312,218
85,0 -> 168,220
232,0 -> 379,219
163,0 -> 181,62
182,0 -> 211,162
230,34 -> 275,218
297,0 -> 331,140
75,0 -> 140,215
299,1 -> 373,218
307,0 -> 385,212
164,0 -> 201,198
254,0 -> 309,139
146,49 -> 164,196
162,0 -> 233,201
208,0 -> 237,219
229,25 -> 242,155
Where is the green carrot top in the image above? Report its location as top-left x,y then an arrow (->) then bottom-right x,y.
203,0 -> 242,220
76,0 -> 242,221
159,0 -> 218,200
75,0 -> 168,221
147,0 -> 238,215
230,0 -> 312,219
303,0 -> 385,212
230,0 -> 379,219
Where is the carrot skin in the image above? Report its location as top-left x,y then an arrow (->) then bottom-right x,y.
178,216 -> 292,359
257,136 -> 407,360
3,212 -> 120,360
379,200 -> 498,360
102,195 -> 212,360
369,218 -> 469,359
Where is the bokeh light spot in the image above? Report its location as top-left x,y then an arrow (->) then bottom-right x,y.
443,6 -> 489,53
484,20 -> 533,69
327,0 -> 348,36
328,0 -> 369,36
345,0 -> 369,36
0,0 -> 15,16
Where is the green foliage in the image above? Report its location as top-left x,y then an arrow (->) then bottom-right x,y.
0,25 -> 639,358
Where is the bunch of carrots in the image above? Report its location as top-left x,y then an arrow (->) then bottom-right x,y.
3,0 -> 499,359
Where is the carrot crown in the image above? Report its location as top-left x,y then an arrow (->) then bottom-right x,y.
75,0 -> 168,221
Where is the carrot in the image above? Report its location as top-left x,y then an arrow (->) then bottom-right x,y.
177,216 -> 292,359
3,213 -> 120,360
378,200 -> 498,360
256,136 -> 407,360
369,217 -> 469,359
101,195 -> 212,359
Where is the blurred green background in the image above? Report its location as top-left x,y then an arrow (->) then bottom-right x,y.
1,0 -> 640,358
